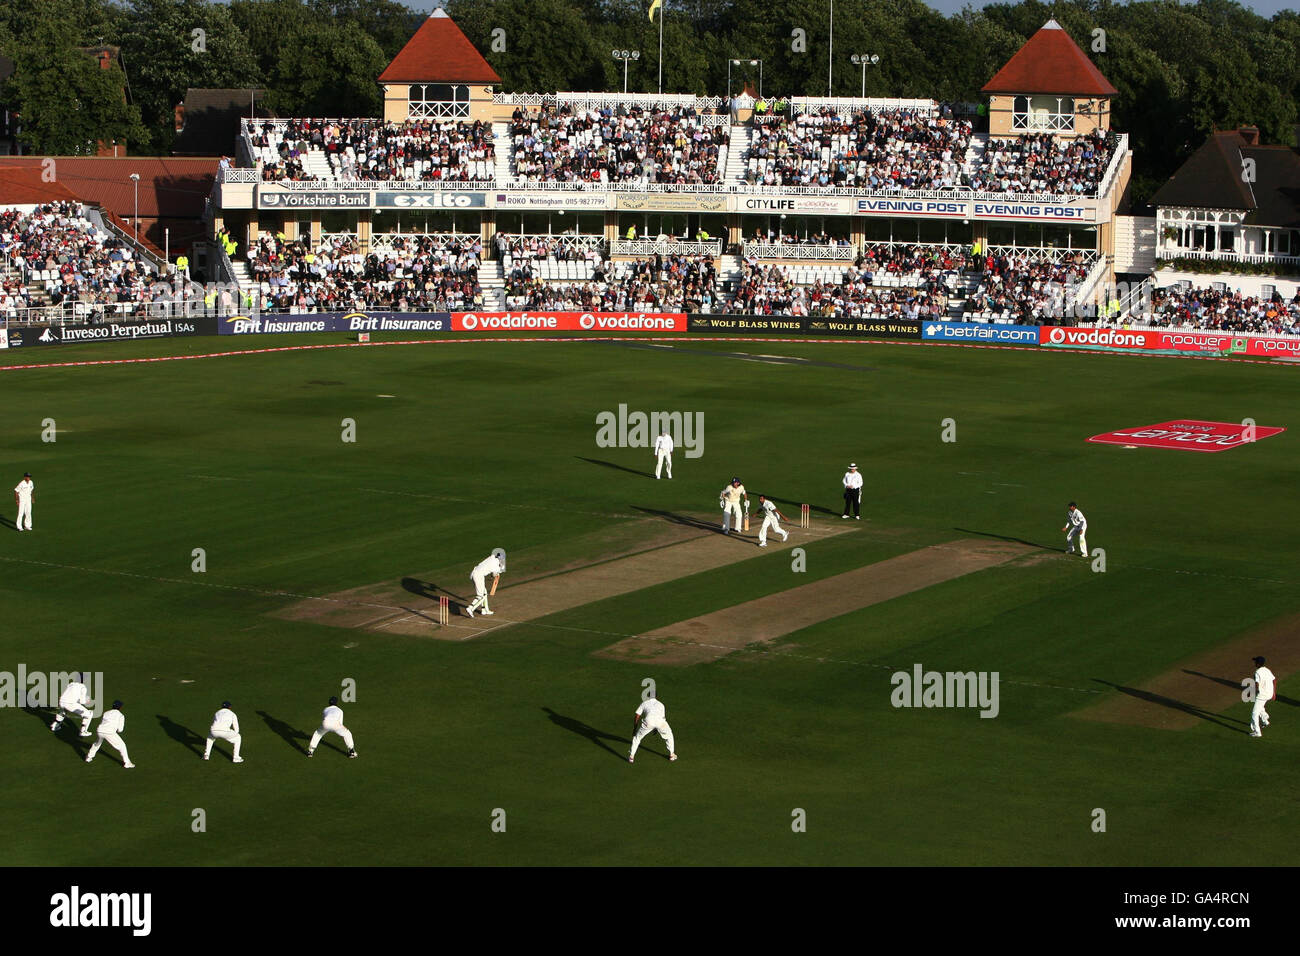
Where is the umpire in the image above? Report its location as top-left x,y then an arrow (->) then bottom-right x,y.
842,462 -> 863,519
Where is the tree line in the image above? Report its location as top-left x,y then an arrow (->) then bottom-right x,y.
2,0 -> 1297,206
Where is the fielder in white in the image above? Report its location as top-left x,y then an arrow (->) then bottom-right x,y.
307,696 -> 357,757
464,551 -> 504,617
719,477 -> 748,535
204,700 -> 244,762
756,495 -> 790,548
85,700 -> 134,768
628,690 -> 677,763
653,428 -> 674,479
50,672 -> 94,736
1062,502 -> 1088,556
14,470 -> 33,531
1249,656 -> 1277,738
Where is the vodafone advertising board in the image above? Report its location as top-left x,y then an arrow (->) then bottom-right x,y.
1041,326 -> 1300,357
451,312 -> 685,332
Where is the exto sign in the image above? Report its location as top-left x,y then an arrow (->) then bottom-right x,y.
451,311 -> 686,331
375,192 -> 486,208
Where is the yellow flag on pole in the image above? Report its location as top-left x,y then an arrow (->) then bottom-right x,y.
649,0 -> 661,20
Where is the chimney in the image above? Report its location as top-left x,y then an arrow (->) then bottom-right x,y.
1239,125 -> 1260,146
175,101 -> 185,133
98,50 -> 111,70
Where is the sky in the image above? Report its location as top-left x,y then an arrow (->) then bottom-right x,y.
400,0 -> 1298,20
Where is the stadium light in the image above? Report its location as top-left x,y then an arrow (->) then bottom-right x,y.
129,173 -> 140,241
850,54 -> 880,98
728,58 -> 762,101
612,49 -> 640,94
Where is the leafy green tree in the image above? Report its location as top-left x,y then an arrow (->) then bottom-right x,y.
116,0 -> 263,151
7,18 -> 147,154
263,19 -> 387,116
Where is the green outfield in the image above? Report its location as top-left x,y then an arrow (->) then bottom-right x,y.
1,333 -> 1296,865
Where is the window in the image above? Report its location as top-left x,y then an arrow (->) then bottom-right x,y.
1012,95 -> 1074,133
408,84 -> 470,119
1218,228 -> 1235,253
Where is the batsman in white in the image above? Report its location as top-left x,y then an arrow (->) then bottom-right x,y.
756,495 -> 790,548
653,428 -> 674,479
464,550 -> 505,618
50,672 -> 94,736
204,700 -> 244,762
85,700 -> 134,768
1062,502 -> 1088,557
628,689 -> 677,764
14,470 -> 33,531
719,477 -> 747,535
307,696 -> 357,758
1249,655 -> 1277,738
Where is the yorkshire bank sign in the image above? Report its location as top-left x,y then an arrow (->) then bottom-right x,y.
451,312 -> 686,332
1041,326 -> 1300,357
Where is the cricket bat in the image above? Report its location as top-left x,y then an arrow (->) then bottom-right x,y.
490,576 -> 498,596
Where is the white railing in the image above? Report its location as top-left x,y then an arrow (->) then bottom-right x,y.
219,167 -> 260,184
497,234 -> 606,257
408,100 -> 470,119
743,242 -> 856,260
1072,253 -> 1110,309
320,232 -> 359,246
1012,111 -> 1074,132
610,238 -> 722,257
1161,249 -> 1300,267
1095,133 -> 1128,202
985,244 -> 1099,265
785,97 -> 939,116
370,232 -> 480,253
496,92 -> 724,113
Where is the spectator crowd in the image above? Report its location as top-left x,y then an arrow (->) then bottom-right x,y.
745,108 -> 972,189
509,105 -> 728,185
965,129 -> 1115,196
248,232 -> 483,312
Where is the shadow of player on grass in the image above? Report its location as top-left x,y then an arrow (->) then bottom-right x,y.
1091,679 -> 1247,733
954,527 -> 1055,550
156,714 -> 205,755
1184,670 -> 1300,709
0,516 -> 16,530
256,710 -> 342,754
576,456 -> 654,479
402,577 -> 466,618
22,705 -> 88,757
542,707 -> 631,761
633,506 -> 736,534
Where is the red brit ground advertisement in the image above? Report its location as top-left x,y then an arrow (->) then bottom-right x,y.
450,311 -> 686,332
1088,419 -> 1287,452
